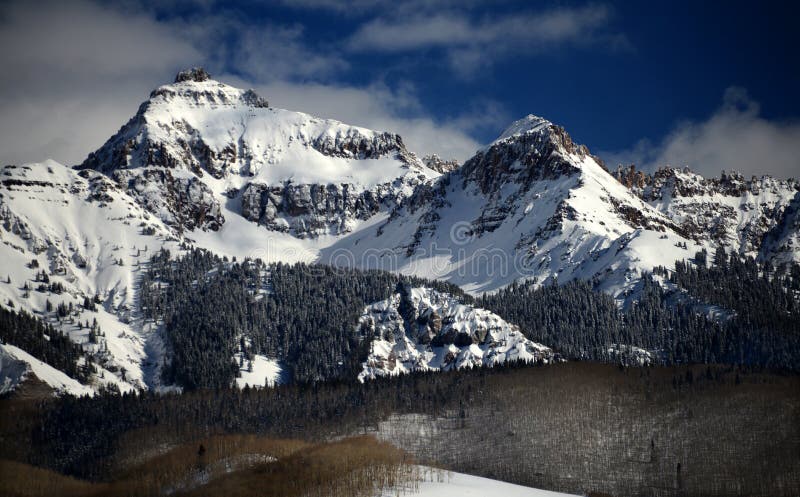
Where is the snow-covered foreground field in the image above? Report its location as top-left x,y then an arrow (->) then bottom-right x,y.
380,466 -> 580,497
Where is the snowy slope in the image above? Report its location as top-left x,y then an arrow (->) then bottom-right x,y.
358,284 -> 552,381
379,466 -> 578,497
0,343 -> 94,396
234,353 -> 284,389
0,161 -> 182,392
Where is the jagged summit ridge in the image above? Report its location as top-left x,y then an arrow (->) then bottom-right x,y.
491,114 -> 552,145
613,164 -> 800,262
149,68 -> 269,108
484,114 -> 597,166
461,114 -> 597,195
174,67 -> 210,83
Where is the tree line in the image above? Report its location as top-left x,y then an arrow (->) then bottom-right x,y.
139,248 -> 465,388
140,246 -> 800,393
479,252 -> 800,370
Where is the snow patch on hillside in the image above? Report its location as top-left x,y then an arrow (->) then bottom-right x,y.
0,343 -> 94,396
234,353 -> 283,389
0,161 -> 181,393
378,465 -> 578,497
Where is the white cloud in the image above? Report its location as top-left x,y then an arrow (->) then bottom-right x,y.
272,0 -> 394,13
273,0 -> 493,16
0,0 -> 489,166
161,11 -> 348,82
348,7 -> 609,51
231,25 -> 348,81
346,5 -> 624,75
606,87 -> 800,179
0,0 -> 200,165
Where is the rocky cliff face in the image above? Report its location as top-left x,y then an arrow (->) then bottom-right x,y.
358,284 -> 553,381
422,154 -> 460,174
119,168 -> 223,232
239,181 -> 386,237
460,116 -> 589,193
615,165 -> 800,262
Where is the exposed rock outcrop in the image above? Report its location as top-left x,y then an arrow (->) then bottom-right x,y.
240,181 -> 386,237
358,286 -> 553,381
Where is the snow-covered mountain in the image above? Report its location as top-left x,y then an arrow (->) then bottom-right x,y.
78,67 -> 438,238
326,115 -> 701,297
66,69 -> 800,299
358,283 -> 552,381
2,68 -> 798,394
0,69 -> 441,394
326,115 -> 799,298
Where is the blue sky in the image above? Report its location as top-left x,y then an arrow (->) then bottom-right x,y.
1,0 -> 798,177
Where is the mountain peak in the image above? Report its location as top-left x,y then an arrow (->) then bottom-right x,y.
77,67 -> 433,235
463,114 -> 592,194
147,70 -> 269,109
492,114 -> 552,145
174,67 -> 211,83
